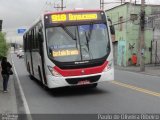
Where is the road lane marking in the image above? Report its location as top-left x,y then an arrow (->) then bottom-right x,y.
11,54 -> 32,120
111,81 -> 160,97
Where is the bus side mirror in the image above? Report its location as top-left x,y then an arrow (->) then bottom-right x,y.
110,25 -> 116,42
110,25 -> 115,35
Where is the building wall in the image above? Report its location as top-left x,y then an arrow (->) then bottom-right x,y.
126,5 -> 140,66
106,3 -> 158,66
107,4 -> 128,66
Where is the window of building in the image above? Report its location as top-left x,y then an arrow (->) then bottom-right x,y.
130,14 -> 138,21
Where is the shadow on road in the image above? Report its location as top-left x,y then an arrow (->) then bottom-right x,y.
47,86 -> 109,97
27,75 -> 110,97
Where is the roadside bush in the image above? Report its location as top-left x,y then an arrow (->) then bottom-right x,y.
0,32 -> 9,60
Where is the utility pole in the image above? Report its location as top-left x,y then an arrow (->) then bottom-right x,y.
61,0 -> 64,11
140,0 -> 145,71
135,0 -> 137,4
121,0 -> 123,4
100,0 -> 102,9
54,3 -> 60,11
54,0 -> 66,11
100,0 -> 104,10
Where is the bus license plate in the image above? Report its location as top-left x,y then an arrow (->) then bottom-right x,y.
78,80 -> 90,85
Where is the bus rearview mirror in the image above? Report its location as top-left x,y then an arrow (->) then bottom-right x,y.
110,25 -> 115,35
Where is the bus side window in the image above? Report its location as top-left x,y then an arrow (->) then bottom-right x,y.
38,29 -> 43,55
38,23 -> 43,43
38,30 -> 43,42
29,34 -> 32,50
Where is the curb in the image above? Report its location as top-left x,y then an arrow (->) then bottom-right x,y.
11,54 -> 33,120
115,66 -> 160,77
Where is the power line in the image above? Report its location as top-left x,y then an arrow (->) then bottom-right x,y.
54,0 -> 66,11
100,0 -> 125,10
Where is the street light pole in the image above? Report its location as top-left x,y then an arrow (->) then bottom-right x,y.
140,0 -> 145,71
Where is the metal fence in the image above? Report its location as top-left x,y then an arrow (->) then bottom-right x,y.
151,29 -> 160,65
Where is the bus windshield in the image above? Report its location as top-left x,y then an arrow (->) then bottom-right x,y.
46,23 -> 110,62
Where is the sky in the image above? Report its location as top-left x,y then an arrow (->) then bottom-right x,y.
0,0 -> 99,30
0,0 -> 160,42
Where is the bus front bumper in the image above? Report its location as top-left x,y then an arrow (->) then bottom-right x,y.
46,68 -> 114,89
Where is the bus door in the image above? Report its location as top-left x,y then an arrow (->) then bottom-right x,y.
38,25 -> 48,85
30,30 -> 34,75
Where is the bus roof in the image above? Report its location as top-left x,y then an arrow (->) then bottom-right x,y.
44,9 -> 103,15
24,9 -> 104,35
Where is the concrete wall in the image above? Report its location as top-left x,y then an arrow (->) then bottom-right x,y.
106,3 -> 159,66
107,4 -> 128,66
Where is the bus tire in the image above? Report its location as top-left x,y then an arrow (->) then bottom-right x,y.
29,75 -> 34,80
38,67 -> 49,91
28,63 -> 34,80
27,63 -> 30,72
38,66 -> 43,84
43,85 -> 50,91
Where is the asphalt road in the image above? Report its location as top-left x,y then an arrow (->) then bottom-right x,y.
11,54 -> 160,115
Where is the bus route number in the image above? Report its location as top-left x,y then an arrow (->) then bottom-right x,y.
51,14 -> 67,22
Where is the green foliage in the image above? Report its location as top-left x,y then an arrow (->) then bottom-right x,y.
0,32 -> 9,60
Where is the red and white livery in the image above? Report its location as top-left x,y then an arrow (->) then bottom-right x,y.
23,10 -> 114,89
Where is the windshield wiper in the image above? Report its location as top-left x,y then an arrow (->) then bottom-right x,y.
61,26 -> 76,41
88,22 -> 94,41
85,32 -> 90,51
85,31 -> 93,59
82,22 -> 94,52
60,25 -> 79,49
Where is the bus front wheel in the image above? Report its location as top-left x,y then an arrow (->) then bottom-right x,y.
28,63 -> 34,80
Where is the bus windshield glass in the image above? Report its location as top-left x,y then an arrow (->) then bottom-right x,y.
46,23 -> 110,62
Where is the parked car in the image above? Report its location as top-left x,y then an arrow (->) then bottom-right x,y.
18,50 -> 24,58
17,49 -> 23,57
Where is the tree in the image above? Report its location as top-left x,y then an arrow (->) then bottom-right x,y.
0,32 -> 9,60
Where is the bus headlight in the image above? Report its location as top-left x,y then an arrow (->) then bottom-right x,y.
48,66 -> 62,77
103,60 -> 113,72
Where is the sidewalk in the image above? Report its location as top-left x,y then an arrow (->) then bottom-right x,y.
0,64 -> 17,114
115,64 -> 160,77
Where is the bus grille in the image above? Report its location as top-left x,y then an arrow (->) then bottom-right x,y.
65,75 -> 101,85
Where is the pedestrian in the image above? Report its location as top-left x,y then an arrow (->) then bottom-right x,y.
131,53 -> 137,66
1,57 -> 12,93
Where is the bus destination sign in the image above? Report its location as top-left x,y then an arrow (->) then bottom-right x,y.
44,11 -> 105,26
51,13 -> 98,22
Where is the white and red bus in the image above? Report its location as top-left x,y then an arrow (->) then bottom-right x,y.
23,10 -> 114,89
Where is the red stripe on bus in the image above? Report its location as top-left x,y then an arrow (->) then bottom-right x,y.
54,61 -> 108,77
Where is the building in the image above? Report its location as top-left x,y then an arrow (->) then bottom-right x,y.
106,3 -> 160,66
